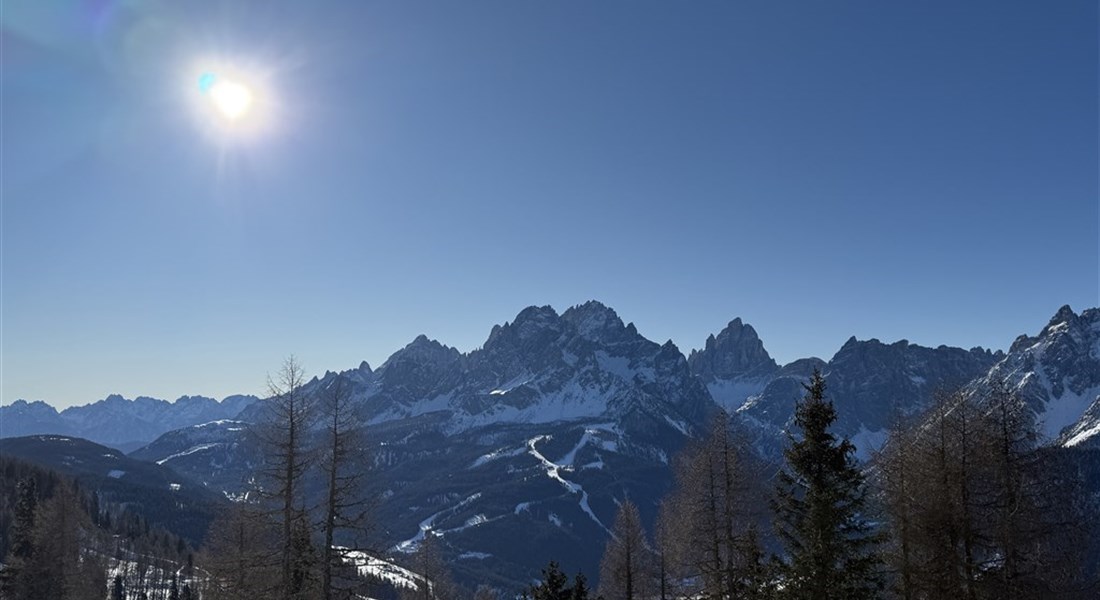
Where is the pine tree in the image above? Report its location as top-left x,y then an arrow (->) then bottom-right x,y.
170,572 -> 180,600
531,561 -> 572,600
0,477 -> 38,597
571,572 -> 591,600
773,370 -> 883,600
112,574 -> 126,600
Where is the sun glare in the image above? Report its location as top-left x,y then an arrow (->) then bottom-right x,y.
188,61 -> 277,143
209,80 -> 253,120
200,72 -> 254,121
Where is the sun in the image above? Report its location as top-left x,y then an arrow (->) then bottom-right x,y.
188,61 -> 276,142
199,72 -> 254,121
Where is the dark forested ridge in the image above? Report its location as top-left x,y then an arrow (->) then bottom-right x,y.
0,455 -> 199,600
0,435 -> 224,546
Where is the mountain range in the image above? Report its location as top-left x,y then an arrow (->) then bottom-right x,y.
1,394 -> 257,452
4,301 -> 1099,589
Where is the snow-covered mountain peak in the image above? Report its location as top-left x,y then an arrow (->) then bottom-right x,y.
978,306 -> 1100,442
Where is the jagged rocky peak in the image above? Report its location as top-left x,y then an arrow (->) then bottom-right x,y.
511,305 -> 561,335
373,335 -> 463,400
1010,305 -> 1091,354
385,334 -> 461,365
982,305 -> 1100,441
5,399 -> 59,413
484,305 -> 564,348
689,317 -> 779,382
560,300 -> 627,341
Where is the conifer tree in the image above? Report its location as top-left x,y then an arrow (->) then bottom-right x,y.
113,574 -> 126,600
0,477 -> 38,597
773,370 -> 883,600
531,561 -> 572,600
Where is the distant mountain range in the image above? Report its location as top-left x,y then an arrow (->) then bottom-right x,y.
1,394 -> 257,452
4,301 -> 1099,589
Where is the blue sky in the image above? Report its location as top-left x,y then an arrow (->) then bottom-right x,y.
3,1 -> 1097,408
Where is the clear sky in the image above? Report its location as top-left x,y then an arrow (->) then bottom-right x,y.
3,1 -> 1097,408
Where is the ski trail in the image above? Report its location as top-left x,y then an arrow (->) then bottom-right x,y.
527,435 -> 611,535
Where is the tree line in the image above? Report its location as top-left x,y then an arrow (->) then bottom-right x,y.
594,371 -> 1098,600
0,456 -> 197,600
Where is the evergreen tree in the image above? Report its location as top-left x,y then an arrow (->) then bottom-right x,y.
0,477 -> 38,597
170,572 -> 181,600
11,477 -> 37,560
773,370 -> 883,600
528,561 -> 597,600
571,572 -> 592,600
113,574 -> 126,600
531,561 -> 572,600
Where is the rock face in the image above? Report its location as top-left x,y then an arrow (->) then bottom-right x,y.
0,394 -> 258,451
736,340 -> 1000,460
688,318 -> 780,411
286,301 -> 715,441
972,305 -> 1100,444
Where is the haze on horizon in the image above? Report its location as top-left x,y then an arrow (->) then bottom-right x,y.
3,0 -> 1097,409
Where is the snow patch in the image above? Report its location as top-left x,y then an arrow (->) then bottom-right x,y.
469,445 -> 526,469
340,549 -> 424,591
394,493 -> 482,553
156,443 -> 221,465
849,426 -> 889,462
107,470 -> 125,479
707,378 -> 769,412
